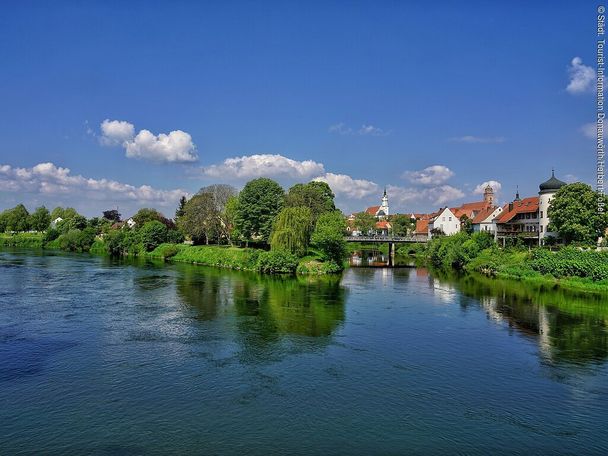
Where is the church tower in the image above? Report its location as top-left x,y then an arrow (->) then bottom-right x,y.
483,184 -> 494,205
380,188 -> 389,217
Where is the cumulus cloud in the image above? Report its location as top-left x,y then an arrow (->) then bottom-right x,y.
0,162 -> 186,212
566,57 -> 595,94
99,119 -> 198,163
328,123 -> 390,136
473,180 -> 502,195
385,184 -> 465,207
448,136 -> 505,144
99,119 -> 135,146
403,165 -> 454,185
202,154 -> 325,179
313,173 -> 379,199
580,122 -> 596,139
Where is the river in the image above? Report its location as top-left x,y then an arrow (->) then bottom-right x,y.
1,249 -> 608,455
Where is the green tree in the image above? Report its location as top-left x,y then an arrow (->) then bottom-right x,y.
132,208 -> 166,227
139,220 -> 169,251
29,206 -> 51,232
178,193 -> 220,244
175,196 -> 187,220
4,204 -> 30,232
284,181 -> 336,221
270,206 -> 313,256
224,195 -> 240,244
235,178 -> 285,244
353,211 -> 376,235
103,210 -> 121,222
460,215 -> 473,235
548,183 -> 608,245
390,214 -> 414,236
311,211 -> 348,264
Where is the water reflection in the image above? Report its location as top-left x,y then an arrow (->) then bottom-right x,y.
428,270 -> 608,366
174,265 -> 346,337
349,250 -> 415,267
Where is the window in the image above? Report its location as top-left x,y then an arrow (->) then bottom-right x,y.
449,217 -> 452,221
540,211 -> 543,218
540,225 -> 543,232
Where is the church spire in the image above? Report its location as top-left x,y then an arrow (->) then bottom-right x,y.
515,185 -> 521,202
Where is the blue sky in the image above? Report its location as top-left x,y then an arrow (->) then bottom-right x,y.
0,1 -> 599,217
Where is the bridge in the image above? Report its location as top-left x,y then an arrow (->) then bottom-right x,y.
344,236 -> 425,244
345,235 -> 426,267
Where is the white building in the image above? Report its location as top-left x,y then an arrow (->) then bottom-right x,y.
472,206 -> 503,233
538,170 -> 566,243
428,207 -> 460,236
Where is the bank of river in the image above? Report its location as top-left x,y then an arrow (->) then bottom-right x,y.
1,249 -> 608,454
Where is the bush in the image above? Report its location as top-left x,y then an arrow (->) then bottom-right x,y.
311,211 -> 347,264
257,250 -> 298,274
57,228 -> 96,252
139,221 -> 168,252
529,247 -> 608,281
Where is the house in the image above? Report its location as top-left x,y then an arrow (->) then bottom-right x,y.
126,217 -> 137,229
494,171 -> 566,245
428,207 -> 461,236
472,206 -> 503,233
413,218 -> 430,241
375,220 -> 392,236
494,196 -> 540,246
50,217 -> 63,228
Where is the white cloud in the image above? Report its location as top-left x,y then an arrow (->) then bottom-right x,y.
313,173 -> 379,199
124,129 -> 197,163
403,165 -> 454,185
580,122 -> 596,139
99,119 -> 135,146
448,136 -> 505,144
473,180 -> 502,195
202,154 -> 325,179
99,120 -> 198,163
328,122 -> 390,136
0,162 -> 186,214
386,184 -> 465,207
564,174 -> 578,183
566,57 -> 595,94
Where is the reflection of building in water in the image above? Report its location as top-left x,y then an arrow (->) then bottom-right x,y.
427,276 -> 459,304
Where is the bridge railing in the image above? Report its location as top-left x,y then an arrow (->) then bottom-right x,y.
344,235 -> 426,243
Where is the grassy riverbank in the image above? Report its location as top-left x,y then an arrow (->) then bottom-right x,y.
0,232 -> 44,248
402,232 -> 608,294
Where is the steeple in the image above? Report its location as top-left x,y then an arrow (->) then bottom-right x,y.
483,184 -> 494,205
514,185 -> 521,202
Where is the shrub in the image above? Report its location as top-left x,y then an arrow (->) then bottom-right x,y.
139,221 -> 168,252
57,228 -> 96,252
257,250 -> 298,274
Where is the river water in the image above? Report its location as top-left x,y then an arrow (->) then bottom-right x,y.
1,249 -> 607,455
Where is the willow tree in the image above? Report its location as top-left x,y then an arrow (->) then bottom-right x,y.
270,206 -> 313,257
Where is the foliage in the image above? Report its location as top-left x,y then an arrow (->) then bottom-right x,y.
170,245 -> 262,271
353,211 -> 376,234
1,204 -> 30,232
178,192 -> 220,244
43,228 -> 60,243
296,258 -> 342,274
139,221 -> 169,252
460,215 -> 473,234
56,228 -> 97,252
311,211 -> 348,264
102,209 -> 121,222
175,196 -> 187,221
284,181 -> 335,221
257,250 -> 298,274
29,206 -> 51,231
529,247 -> 608,281
426,231 -> 498,270
104,229 -> 127,256
389,214 -> 414,236
0,232 -> 44,247
548,183 -> 608,245
235,178 -> 285,244
270,206 -> 313,256
131,208 -> 171,228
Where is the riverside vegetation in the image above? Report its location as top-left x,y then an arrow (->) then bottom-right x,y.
0,179 -> 347,275
401,231 -> 608,292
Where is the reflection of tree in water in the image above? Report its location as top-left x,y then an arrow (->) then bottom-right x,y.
432,271 -> 608,366
174,264 -> 346,361
233,275 -> 346,337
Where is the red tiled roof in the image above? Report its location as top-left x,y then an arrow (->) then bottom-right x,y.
365,206 -> 380,215
471,206 -> 498,224
375,221 -> 391,229
414,219 -> 429,234
495,197 -> 539,223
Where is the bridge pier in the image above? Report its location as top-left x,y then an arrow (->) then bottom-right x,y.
388,242 -> 395,267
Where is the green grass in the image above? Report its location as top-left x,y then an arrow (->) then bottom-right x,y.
0,232 -> 44,248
